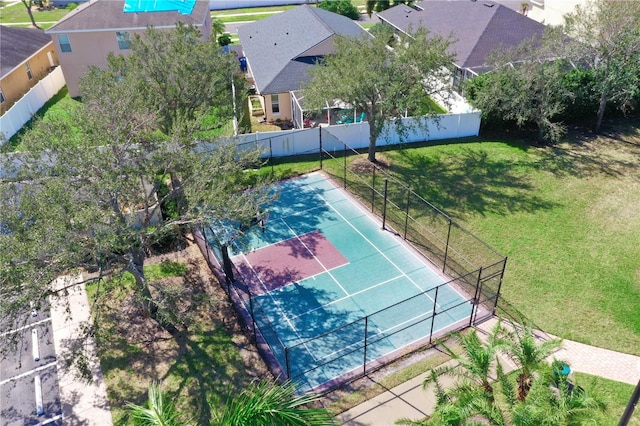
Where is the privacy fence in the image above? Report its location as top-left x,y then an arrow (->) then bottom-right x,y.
195,127 -> 507,393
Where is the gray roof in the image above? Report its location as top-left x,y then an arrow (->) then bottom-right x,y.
46,0 -> 210,33
1,26 -> 52,77
238,5 -> 368,94
377,0 -> 546,70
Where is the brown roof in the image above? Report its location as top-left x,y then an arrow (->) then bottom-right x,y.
46,0 -> 210,33
1,25 -> 52,78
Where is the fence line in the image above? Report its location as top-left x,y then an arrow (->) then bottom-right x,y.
1,67 -> 66,142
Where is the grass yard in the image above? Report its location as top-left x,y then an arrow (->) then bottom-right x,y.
270,122 -> 640,356
0,2 -> 72,26
85,243 -> 268,425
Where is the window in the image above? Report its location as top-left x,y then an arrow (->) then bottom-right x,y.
271,94 -> 280,114
57,34 -> 72,53
25,62 -> 33,80
116,31 -> 131,50
0,89 -> 5,104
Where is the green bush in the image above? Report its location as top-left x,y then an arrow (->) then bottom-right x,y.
66,2 -> 78,10
318,0 -> 361,20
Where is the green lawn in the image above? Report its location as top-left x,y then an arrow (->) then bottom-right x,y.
322,127 -> 640,355
573,372 -> 640,425
0,2 -> 72,25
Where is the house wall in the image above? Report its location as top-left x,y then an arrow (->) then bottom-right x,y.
264,92 -> 292,123
52,29 -> 146,97
0,42 -> 58,111
53,21 -> 212,98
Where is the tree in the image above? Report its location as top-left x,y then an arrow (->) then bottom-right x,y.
211,17 -> 226,39
318,0 -> 360,20
128,381 -> 336,425
365,0 -> 412,18
563,0 -> 640,133
0,25 -> 271,358
499,322 -> 562,401
466,28 -> 573,144
104,23 -> 239,138
303,25 -> 454,162
19,0 -> 40,29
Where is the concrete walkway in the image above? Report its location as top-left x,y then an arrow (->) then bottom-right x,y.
50,275 -> 113,426
338,316 -> 640,425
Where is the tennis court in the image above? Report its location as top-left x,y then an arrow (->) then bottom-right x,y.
209,172 -> 475,391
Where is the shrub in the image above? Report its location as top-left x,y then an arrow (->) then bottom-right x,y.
66,2 -> 78,10
318,0 -> 361,20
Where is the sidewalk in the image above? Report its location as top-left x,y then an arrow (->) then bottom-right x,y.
338,316 -> 640,425
50,275 -> 113,426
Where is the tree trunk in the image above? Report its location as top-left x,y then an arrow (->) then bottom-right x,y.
594,91 -> 609,134
367,114 -> 377,163
128,248 -> 179,335
21,0 -> 41,29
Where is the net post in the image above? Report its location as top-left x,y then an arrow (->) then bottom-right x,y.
429,286 -> 439,344
403,187 -> 411,240
363,316 -> 369,376
319,126 -> 323,169
285,347 -> 291,380
382,179 -> 388,230
443,219 -> 452,273
371,167 -> 376,213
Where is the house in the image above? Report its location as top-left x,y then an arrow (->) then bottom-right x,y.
0,26 -> 59,113
377,0 -> 547,89
237,5 -> 368,125
45,0 -> 212,97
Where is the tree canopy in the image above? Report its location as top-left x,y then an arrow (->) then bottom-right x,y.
318,0 -> 360,20
0,24 -> 271,357
563,0 -> 640,133
303,25 -> 454,162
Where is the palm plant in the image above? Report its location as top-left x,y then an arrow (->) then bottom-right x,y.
423,322 -> 506,403
129,380 -> 335,426
499,322 -> 562,401
215,379 -> 335,426
211,17 -> 226,40
127,382 -> 185,426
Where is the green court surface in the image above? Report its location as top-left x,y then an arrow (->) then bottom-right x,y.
215,172 -> 473,391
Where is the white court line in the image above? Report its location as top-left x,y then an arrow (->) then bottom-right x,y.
306,180 -> 439,308
2,317 -> 51,336
238,250 -> 318,361
0,361 -> 57,386
280,220 -> 350,297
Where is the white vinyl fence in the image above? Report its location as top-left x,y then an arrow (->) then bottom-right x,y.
0,67 -> 66,143
234,111 -> 481,158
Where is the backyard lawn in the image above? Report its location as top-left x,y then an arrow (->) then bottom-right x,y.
269,121 -> 640,356
0,2 -> 73,28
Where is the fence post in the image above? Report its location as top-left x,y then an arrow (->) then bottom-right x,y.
249,294 -> 257,339
493,257 -> 508,316
363,316 -> 368,376
268,138 -> 274,175
285,347 -> 291,380
429,286 -> 439,344
382,179 -> 388,230
470,267 -> 483,327
319,126 -> 323,169
371,167 -> 376,213
343,143 -> 347,189
443,219 -> 452,273
403,187 -> 411,240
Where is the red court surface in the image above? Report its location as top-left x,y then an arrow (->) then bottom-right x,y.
232,230 -> 348,295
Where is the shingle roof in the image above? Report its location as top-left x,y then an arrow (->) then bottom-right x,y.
238,5 -> 367,94
377,0 -> 546,70
1,26 -> 52,78
46,0 -> 210,33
